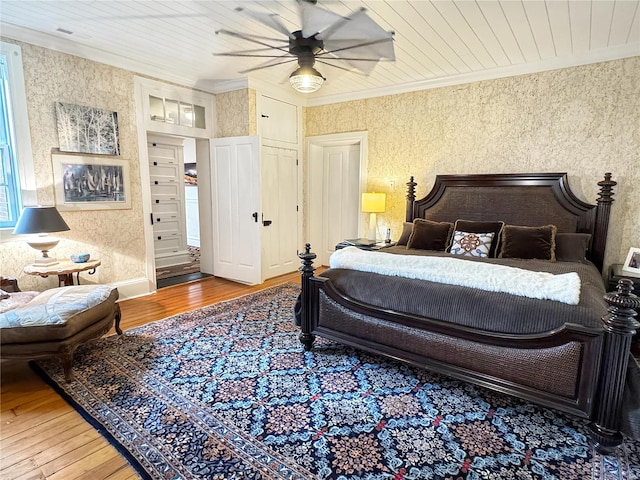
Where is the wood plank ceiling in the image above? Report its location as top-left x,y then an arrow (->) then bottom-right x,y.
0,1 -> 638,104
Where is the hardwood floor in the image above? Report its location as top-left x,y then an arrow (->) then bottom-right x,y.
0,272 -> 302,480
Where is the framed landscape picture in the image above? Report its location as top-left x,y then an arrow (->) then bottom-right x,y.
55,102 -> 120,155
52,154 -> 131,211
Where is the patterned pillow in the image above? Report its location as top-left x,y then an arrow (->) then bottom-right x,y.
450,231 -> 495,258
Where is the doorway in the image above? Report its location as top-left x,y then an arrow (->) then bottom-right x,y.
145,133 -> 213,289
306,132 -> 368,266
150,136 -> 209,288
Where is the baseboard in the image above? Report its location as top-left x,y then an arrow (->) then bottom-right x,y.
110,277 -> 155,301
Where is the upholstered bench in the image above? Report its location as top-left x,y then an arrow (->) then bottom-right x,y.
0,284 -> 121,381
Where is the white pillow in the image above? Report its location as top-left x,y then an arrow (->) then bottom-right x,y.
450,231 -> 495,258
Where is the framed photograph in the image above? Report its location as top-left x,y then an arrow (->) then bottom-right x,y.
55,102 -> 120,155
52,154 -> 131,211
622,247 -> 640,276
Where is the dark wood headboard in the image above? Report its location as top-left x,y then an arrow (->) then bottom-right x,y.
405,173 -> 616,272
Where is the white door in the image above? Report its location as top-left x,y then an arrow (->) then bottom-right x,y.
211,136 -> 262,285
309,144 -> 361,266
262,146 -> 298,279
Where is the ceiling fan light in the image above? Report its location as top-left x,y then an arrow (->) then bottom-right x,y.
289,65 -> 324,93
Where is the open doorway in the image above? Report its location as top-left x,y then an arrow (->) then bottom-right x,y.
148,134 -> 211,288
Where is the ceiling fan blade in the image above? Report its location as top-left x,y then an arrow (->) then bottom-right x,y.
235,7 -> 294,40
299,1 -> 346,38
315,59 -> 368,76
216,29 -> 290,54
315,7 -> 365,41
213,53 -> 294,58
322,37 -> 395,60
239,57 -> 299,75
212,46 -> 287,55
321,9 -> 395,60
320,37 -> 395,74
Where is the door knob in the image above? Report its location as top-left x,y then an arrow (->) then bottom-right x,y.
252,212 -> 258,222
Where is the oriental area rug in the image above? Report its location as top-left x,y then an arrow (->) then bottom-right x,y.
33,284 -> 640,480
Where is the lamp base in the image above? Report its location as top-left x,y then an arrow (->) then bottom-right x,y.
32,256 -> 60,267
25,235 -> 61,266
367,213 -> 378,242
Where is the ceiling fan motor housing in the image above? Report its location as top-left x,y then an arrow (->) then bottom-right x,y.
289,30 -> 324,63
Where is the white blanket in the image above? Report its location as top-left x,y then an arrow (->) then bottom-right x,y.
330,247 -> 581,305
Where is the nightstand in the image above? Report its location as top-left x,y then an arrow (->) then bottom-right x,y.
607,264 -> 640,297
335,240 -> 396,251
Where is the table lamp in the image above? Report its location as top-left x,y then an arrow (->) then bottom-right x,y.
13,206 -> 70,266
362,192 -> 386,241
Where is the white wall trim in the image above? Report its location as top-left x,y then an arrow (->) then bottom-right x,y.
111,277 -> 155,301
133,76 -> 216,292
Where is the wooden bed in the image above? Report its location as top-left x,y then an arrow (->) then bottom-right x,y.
297,172 -> 640,453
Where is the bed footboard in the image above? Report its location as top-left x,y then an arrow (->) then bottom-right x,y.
297,245 -> 640,453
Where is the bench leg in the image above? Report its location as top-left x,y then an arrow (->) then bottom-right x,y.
114,304 -> 123,335
59,348 -> 75,383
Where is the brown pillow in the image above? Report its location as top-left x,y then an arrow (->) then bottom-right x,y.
454,220 -> 504,257
499,224 -> 557,261
555,233 -> 591,262
396,222 -> 413,246
407,219 -> 454,251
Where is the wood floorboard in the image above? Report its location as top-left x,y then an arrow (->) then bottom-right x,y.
0,271 -> 303,479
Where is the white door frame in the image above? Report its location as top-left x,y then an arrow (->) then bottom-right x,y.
134,78 -> 215,294
305,131 -> 368,255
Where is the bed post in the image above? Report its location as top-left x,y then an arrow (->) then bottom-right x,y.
406,176 -> 417,222
298,244 -> 317,351
589,279 -> 640,453
592,173 -> 616,272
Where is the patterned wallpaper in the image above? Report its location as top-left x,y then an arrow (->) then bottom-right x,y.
305,57 -> 640,270
0,40 -> 139,290
216,89 -> 252,138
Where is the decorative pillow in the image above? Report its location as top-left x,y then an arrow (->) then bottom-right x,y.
406,219 -> 454,251
396,222 -> 414,246
454,220 -> 504,257
450,231 -> 495,258
555,233 -> 592,262
499,224 -> 557,261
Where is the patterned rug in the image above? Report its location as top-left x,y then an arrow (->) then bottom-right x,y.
33,284 -> 640,479
156,245 -> 200,280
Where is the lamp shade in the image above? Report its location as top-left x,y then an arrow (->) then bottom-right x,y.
361,193 -> 386,213
13,206 -> 70,234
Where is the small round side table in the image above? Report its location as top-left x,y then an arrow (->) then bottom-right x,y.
24,259 -> 101,287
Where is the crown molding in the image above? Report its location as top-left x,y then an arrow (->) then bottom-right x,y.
0,22 -> 218,93
2,21 -> 638,108
306,43 -> 640,107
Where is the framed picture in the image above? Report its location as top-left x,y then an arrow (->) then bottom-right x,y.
622,247 -> 640,276
55,102 -> 120,155
52,154 -> 131,211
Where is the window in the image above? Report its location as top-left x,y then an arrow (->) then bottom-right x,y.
0,55 -> 20,227
0,41 -> 36,235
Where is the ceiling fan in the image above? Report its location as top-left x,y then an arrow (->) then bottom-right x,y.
213,0 -> 395,94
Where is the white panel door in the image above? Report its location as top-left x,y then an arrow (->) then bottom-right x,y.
262,146 -> 298,279
320,145 -> 361,265
211,136 -> 261,285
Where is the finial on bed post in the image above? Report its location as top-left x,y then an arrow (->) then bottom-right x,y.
589,279 -> 640,453
298,244 -> 317,351
592,173 -> 616,272
406,176 -> 417,222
